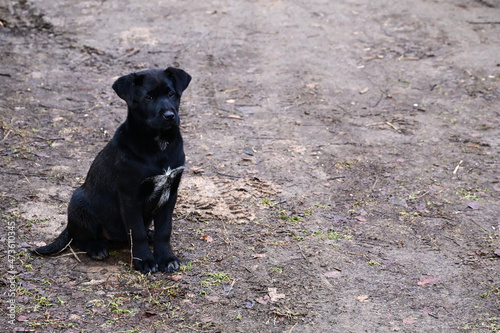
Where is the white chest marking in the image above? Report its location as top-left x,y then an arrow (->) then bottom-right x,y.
149,166 -> 184,207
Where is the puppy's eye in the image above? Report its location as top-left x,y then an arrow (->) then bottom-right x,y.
167,91 -> 175,98
145,95 -> 154,101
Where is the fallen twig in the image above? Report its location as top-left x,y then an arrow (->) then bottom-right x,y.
226,278 -> 236,295
1,129 -> 12,142
216,171 -> 241,179
385,121 -> 401,132
467,21 -> 500,25
453,160 -> 463,175
68,244 -> 82,263
365,121 -> 402,133
56,238 -> 73,254
54,251 -> 86,258
129,229 -> 133,269
297,244 -> 307,260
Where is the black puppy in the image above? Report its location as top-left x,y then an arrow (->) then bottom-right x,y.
34,67 -> 191,274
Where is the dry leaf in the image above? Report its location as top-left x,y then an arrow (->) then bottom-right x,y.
403,317 -> 416,325
255,295 -> 270,305
206,295 -> 220,303
357,295 -> 370,302
417,275 -> 440,286
355,216 -> 367,222
324,271 -> 342,279
139,311 -> 158,318
268,287 -> 285,302
82,279 -> 106,286
200,235 -> 214,243
170,274 -> 182,281
190,166 -> 204,174
467,201 -> 480,210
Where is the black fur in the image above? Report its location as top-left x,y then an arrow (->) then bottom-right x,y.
34,67 -> 191,274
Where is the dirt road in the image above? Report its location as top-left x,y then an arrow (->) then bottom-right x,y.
1,0 -> 499,332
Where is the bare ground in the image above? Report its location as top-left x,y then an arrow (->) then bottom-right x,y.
1,0 -> 499,332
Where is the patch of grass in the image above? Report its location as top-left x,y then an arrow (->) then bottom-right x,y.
345,161 -> 356,168
457,188 -> 480,201
33,295 -> 53,311
479,285 -> 500,299
26,217 -> 48,228
200,272 -> 233,290
462,318 -> 500,332
108,296 -> 134,314
278,210 -> 302,224
327,229 -> 351,240
328,230 -> 343,240
399,211 -> 420,218
314,203 -> 331,209
483,233 -> 498,243
206,272 -> 232,284
260,198 -> 274,205
180,261 -> 193,272
3,212 -> 22,220
17,287 -> 32,296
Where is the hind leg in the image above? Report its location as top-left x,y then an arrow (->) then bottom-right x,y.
68,188 -> 109,260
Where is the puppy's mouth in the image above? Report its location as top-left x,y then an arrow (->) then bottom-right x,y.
148,116 -> 178,131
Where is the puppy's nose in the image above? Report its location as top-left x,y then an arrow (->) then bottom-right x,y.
162,110 -> 175,120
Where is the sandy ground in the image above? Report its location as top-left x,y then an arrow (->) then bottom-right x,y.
1,0 -> 499,332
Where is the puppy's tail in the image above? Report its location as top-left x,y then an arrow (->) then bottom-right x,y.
32,228 -> 72,256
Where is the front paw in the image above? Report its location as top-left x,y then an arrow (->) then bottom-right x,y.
157,256 -> 180,273
133,257 -> 158,274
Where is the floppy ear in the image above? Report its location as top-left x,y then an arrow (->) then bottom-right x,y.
164,67 -> 191,96
112,73 -> 137,105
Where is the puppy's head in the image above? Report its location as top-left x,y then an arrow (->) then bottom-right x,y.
112,67 -> 191,130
